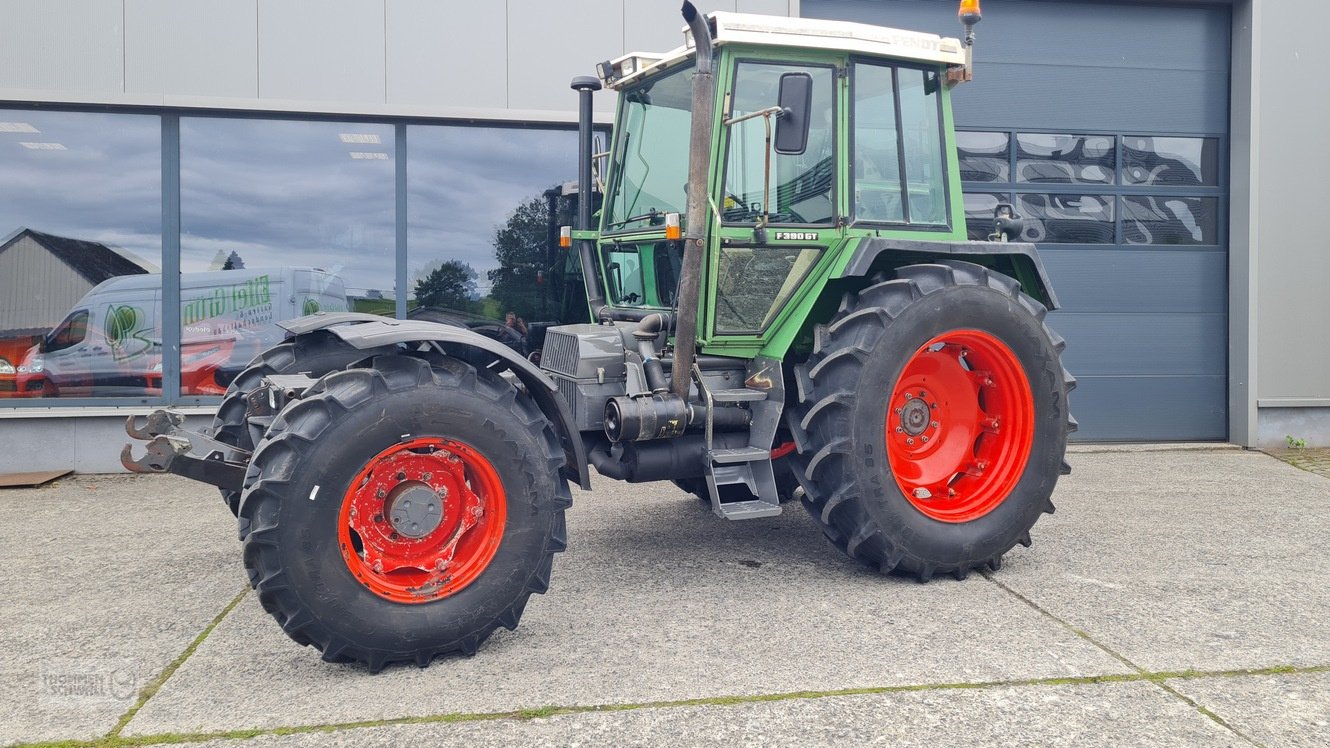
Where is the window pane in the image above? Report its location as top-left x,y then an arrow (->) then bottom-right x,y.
407,125 -> 586,351
956,131 -> 1010,183
1122,136 -> 1219,186
606,64 -> 693,233
852,63 -> 902,222
898,69 -> 947,225
180,118 -> 394,395
714,246 -> 821,333
1122,196 -> 1219,245
1018,194 -> 1115,243
1016,134 -> 1114,184
963,192 -> 1011,241
0,110 -> 161,400
725,63 -> 835,225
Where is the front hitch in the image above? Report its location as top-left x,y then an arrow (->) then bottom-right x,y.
121,410 -> 248,491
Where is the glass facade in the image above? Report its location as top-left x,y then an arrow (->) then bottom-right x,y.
0,109 -> 162,400
0,109 -> 583,407
958,131 -> 1224,246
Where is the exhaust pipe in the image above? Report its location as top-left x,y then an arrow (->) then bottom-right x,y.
571,75 -> 608,317
671,1 -> 716,397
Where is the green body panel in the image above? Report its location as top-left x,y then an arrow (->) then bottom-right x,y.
592,41 -> 1037,363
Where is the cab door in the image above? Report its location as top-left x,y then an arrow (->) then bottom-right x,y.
704,56 -> 842,352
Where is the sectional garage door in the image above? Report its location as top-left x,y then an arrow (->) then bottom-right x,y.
806,0 -> 1231,441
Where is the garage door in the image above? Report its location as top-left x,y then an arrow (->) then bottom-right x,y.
806,0 -> 1231,441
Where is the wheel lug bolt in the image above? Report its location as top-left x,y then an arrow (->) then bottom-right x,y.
373,514 -> 383,522
921,435 -> 929,442
376,489 -> 385,499
894,408 -> 902,415
896,427 -> 904,433
435,559 -> 448,572
396,471 -> 406,481
903,392 -> 913,400
931,420 -> 939,428
422,472 -> 432,481
906,438 -> 915,445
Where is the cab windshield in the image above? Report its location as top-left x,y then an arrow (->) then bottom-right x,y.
604,63 -> 694,233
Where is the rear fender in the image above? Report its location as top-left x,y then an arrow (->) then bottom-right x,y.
312,316 -> 590,490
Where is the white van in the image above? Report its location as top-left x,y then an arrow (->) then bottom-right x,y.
16,267 -> 347,398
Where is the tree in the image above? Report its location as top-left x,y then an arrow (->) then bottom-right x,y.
488,194 -> 553,322
221,251 -> 245,270
414,259 -> 478,312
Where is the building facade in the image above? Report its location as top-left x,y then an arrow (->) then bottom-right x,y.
0,0 -> 1323,472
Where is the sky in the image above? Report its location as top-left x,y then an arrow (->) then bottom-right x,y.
0,108 -> 582,301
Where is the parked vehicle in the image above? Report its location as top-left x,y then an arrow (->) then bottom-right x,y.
125,1 -> 1076,672
13,267 -> 346,397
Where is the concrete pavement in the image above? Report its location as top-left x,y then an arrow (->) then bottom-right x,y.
1,447 -> 1327,747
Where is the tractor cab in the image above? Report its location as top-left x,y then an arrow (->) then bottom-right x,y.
587,12 -> 978,360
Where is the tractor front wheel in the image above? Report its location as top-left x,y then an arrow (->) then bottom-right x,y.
238,353 -> 570,671
212,331 -> 370,515
789,261 -> 1075,581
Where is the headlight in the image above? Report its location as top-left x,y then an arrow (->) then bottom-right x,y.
18,355 -> 43,374
0,358 -> 13,375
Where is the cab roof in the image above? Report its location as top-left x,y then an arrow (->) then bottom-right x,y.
600,11 -> 965,90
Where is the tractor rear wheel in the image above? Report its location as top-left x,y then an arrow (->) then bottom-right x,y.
212,331 -> 369,515
237,353 -> 570,671
788,261 -> 1075,581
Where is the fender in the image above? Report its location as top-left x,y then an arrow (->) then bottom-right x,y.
280,314 -> 590,491
839,237 -> 1061,310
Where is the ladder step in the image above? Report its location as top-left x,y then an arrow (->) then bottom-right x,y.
712,387 -> 768,403
710,447 -> 769,464
713,499 -> 783,520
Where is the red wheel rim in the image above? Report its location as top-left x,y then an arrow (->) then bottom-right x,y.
338,437 -> 506,603
885,329 -> 1034,523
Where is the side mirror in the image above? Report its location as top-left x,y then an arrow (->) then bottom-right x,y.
774,72 -> 813,155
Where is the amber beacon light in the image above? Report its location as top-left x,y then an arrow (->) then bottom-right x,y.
950,0 -> 983,83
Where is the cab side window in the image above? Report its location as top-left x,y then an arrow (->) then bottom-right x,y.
45,310 -> 89,352
853,62 -> 949,226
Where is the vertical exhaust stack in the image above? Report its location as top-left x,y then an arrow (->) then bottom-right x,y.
671,0 -> 716,398
571,75 -> 607,318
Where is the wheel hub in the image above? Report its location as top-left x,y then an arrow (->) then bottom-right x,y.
387,484 -> 444,538
898,394 -> 933,436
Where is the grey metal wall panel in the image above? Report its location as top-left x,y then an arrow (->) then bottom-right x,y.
0,0 -> 124,94
1051,313 -> 1226,377
1040,249 -> 1226,315
507,0 -> 622,112
257,0 -> 386,103
949,65 -> 1228,134
1071,376 -> 1227,441
1254,0 -> 1330,402
386,0 -> 505,109
125,0 -> 258,98
624,1 -> 734,58
737,1 -> 793,16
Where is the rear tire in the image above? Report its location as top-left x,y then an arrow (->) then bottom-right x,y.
238,353 -> 570,671
212,331 -> 369,515
788,261 -> 1075,581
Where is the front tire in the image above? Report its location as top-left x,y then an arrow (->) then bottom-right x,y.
238,353 -> 570,671
212,331 -> 371,515
788,261 -> 1075,581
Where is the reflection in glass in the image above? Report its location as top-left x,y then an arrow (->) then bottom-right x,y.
180,118 -> 394,394
956,131 -> 1010,183
408,125 -> 586,360
963,192 -> 1012,241
1016,134 -> 1114,184
715,247 -> 822,333
725,62 -> 835,225
1122,196 -> 1218,245
1018,194 -> 1115,244
0,110 -> 161,399
1122,136 -> 1219,186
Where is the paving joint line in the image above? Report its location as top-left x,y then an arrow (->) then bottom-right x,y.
15,663 -> 1330,748
981,571 -> 1267,747
105,587 -> 250,739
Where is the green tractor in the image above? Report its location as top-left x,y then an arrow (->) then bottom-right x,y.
123,1 -> 1074,672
